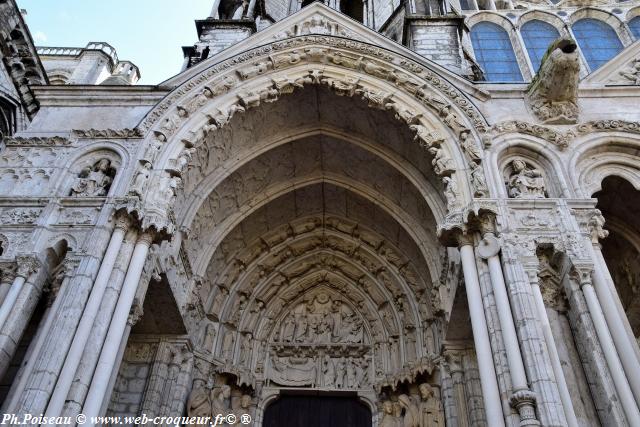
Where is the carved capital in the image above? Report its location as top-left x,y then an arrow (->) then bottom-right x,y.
0,263 -> 17,284
114,213 -> 132,232
456,233 -> 475,248
16,255 -> 40,279
509,389 -> 540,426
571,267 -> 593,289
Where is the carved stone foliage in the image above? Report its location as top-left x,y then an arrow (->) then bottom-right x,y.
69,158 -> 116,197
3,136 -> 71,147
0,207 -> 42,224
72,128 -> 142,139
140,36 -> 486,137
527,39 -> 580,124
506,159 -> 547,199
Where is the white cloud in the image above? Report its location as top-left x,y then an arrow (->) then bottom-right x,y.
33,31 -> 47,43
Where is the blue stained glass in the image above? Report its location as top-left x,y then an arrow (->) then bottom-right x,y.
629,17 -> 640,39
470,22 -> 524,82
572,19 -> 623,71
521,20 -> 561,72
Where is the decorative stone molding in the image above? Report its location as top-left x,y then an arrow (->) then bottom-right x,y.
509,389 -> 540,426
139,36 -> 487,136
587,209 -> 609,244
3,136 -> 71,147
526,39 -> 580,125
72,128 -> 143,139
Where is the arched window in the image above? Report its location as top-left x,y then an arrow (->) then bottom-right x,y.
521,20 -> 561,72
470,22 -> 523,82
629,16 -> 640,39
572,19 -> 623,71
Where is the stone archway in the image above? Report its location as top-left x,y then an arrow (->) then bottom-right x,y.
126,35 -> 490,426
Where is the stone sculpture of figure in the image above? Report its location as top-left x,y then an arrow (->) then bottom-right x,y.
236,394 -> 253,419
239,332 -> 252,366
202,322 -> 217,353
620,59 -> 640,85
470,162 -> 489,198
281,314 -> 296,342
379,400 -> 400,427
398,394 -> 419,427
418,383 -> 445,427
221,330 -> 235,360
130,162 -> 151,197
335,358 -> 346,388
177,147 -> 196,172
322,355 -> 335,387
143,139 -> 162,162
294,312 -> 308,342
459,131 -> 483,163
158,176 -> 181,209
70,158 -> 114,197
442,176 -> 460,211
211,385 -> 231,417
428,147 -> 454,176
186,380 -> 212,427
346,357 -> 357,388
507,159 -> 546,199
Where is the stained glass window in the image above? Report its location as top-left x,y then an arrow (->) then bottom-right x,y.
572,19 -> 623,71
471,22 -> 524,82
629,16 -> 640,39
521,20 -> 561,72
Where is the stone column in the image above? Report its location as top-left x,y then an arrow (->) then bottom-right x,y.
82,231 -> 153,422
0,263 -> 16,305
477,232 -> 539,427
13,220 -> 115,416
1,258 -> 77,412
445,350 -> 470,427
0,256 -> 42,379
575,268 -> 640,425
525,270 -> 579,427
0,257 -> 39,331
44,215 -> 131,417
586,246 -> 640,404
62,228 -> 138,419
500,241 -> 567,427
458,236 -> 505,426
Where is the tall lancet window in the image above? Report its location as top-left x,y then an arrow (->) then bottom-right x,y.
470,22 -> 524,82
629,16 -> 640,39
572,19 -> 623,71
521,20 -> 561,72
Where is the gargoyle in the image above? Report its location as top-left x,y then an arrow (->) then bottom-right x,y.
527,38 -> 580,124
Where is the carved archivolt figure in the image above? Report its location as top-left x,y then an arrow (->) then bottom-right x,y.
70,158 -> 115,197
507,159 -> 546,199
470,162 -> 489,197
130,162 -> 151,197
442,176 -> 460,211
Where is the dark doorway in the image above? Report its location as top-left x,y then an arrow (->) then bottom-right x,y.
263,393 -> 371,427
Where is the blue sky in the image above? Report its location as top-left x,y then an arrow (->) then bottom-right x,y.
16,1 -> 213,84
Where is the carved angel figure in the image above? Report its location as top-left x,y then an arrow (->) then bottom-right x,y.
428,147 -> 454,176
507,159 -> 546,199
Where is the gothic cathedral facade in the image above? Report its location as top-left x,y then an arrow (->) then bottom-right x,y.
0,0 -> 640,425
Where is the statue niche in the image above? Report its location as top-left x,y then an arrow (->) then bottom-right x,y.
506,159 -> 547,199
69,158 -> 116,197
